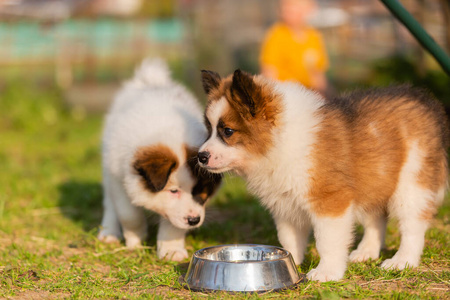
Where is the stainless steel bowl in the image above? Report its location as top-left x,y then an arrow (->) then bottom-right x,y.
183,244 -> 303,292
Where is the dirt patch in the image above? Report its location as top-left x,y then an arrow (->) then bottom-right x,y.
8,290 -> 71,300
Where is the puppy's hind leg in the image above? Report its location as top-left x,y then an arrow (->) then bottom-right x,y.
350,211 -> 387,262
105,175 -> 147,249
98,194 -> 122,243
381,187 -> 436,270
98,174 -> 122,243
381,142 -> 446,270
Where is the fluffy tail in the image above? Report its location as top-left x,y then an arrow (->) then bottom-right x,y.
126,58 -> 172,88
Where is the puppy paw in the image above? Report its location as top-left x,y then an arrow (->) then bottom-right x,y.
381,257 -> 418,270
349,249 -> 379,262
157,247 -> 188,262
98,231 -> 121,244
306,267 -> 344,282
124,236 -> 142,249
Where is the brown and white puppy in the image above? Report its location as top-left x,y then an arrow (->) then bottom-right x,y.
98,59 -> 221,261
198,69 -> 448,281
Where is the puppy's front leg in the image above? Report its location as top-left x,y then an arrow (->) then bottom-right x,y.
103,175 -> 148,248
307,209 -> 354,282
274,214 -> 311,265
157,218 -> 188,262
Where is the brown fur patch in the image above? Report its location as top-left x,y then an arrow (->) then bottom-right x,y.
185,145 -> 222,205
309,86 -> 448,217
420,200 -> 439,221
133,144 -> 179,192
307,108 -> 355,217
228,70 -> 281,126
203,70 -> 283,157
204,74 -> 233,106
217,102 -> 276,156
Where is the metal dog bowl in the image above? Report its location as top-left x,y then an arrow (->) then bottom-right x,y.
183,244 -> 303,293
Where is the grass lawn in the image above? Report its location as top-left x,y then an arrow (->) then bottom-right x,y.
0,80 -> 449,299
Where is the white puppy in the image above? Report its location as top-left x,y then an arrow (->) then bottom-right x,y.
98,59 -> 221,261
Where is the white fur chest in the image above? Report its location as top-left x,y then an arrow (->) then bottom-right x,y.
246,150 -> 313,221
245,83 -> 324,221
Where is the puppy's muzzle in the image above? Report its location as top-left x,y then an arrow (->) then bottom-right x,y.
198,151 -> 210,165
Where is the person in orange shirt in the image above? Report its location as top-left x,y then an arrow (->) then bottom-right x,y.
260,0 -> 329,94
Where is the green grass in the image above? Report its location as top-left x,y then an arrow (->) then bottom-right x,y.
0,80 -> 449,299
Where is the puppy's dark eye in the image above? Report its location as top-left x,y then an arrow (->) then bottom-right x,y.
170,189 -> 179,194
224,127 -> 234,137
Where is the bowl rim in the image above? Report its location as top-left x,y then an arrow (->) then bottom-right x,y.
192,243 -> 293,264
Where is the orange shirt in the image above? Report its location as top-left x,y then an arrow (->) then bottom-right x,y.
260,23 -> 329,88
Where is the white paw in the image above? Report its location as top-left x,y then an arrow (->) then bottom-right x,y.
349,248 -> 379,262
157,247 -> 188,262
381,257 -> 419,270
124,236 -> 142,249
98,231 -> 121,244
100,235 -> 121,244
306,267 -> 344,282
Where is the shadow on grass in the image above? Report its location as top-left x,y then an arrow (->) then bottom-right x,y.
57,180 -> 103,232
189,200 -> 279,247
175,262 -> 190,275
56,176 -> 281,249
56,178 -> 403,267
57,179 -> 163,248
380,248 -> 398,260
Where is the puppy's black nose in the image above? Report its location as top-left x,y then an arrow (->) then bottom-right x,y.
187,216 -> 201,226
198,151 -> 210,165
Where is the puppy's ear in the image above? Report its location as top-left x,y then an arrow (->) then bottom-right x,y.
133,145 -> 179,192
230,69 -> 260,119
201,70 -> 221,94
192,170 -> 222,205
185,145 -> 222,205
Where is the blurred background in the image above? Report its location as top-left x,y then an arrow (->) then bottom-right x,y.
1,3 -> 449,297
0,0 -> 448,112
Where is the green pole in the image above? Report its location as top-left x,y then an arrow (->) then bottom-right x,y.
380,0 -> 450,76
